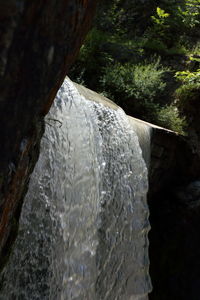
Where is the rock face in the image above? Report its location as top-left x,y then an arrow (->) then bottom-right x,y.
131,117 -> 200,300
0,1 -> 97,267
147,124 -> 200,300
148,130 -> 200,300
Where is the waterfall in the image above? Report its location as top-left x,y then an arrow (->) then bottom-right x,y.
0,78 -> 152,300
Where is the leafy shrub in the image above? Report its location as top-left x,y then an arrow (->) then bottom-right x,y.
145,2 -> 200,50
151,7 -> 170,38
175,63 -> 200,109
173,54 -> 200,132
175,83 -> 200,105
156,105 -> 187,134
175,69 -> 200,84
174,83 -> 200,132
99,59 -> 170,123
145,6 -> 179,48
177,0 -> 200,29
191,42 -> 200,55
100,59 -> 167,103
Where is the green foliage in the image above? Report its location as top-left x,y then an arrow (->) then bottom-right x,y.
156,105 -> 187,134
95,0 -> 157,37
145,1 -> 200,50
99,59 -> 171,123
69,0 -> 200,134
178,0 -> 200,29
175,83 -> 200,105
148,7 -> 172,47
174,53 -> 200,128
189,56 -> 200,63
175,69 -> 200,84
151,7 -> 170,27
100,60 -> 167,103
174,83 -> 200,131
191,42 -> 200,55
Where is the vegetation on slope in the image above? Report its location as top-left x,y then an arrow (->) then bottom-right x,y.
69,0 -> 200,134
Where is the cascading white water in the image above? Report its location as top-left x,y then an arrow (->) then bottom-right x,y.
0,78 -> 152,300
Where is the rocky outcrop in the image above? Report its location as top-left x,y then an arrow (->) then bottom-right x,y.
0,1 -> 97,267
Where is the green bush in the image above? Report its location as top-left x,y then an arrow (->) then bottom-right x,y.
174,83 -> 200,132
174,62 -> 200,122
100,59 -> 167,103
175,83 -> 200,105
99,59 -> 170,123
178,0 -> 200,30
191,42 -> 200,55
156,105 -> 187,134
145,2 -> 200,51
175,69 -> 200,84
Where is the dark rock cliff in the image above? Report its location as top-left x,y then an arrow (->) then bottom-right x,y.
148,127 -> 200,300
0,0 -> 97,267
